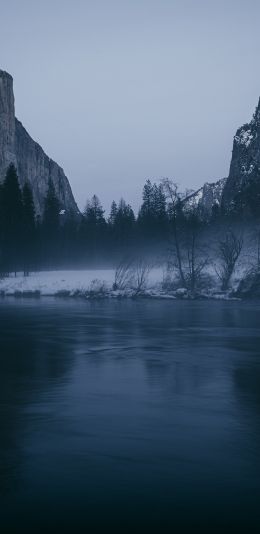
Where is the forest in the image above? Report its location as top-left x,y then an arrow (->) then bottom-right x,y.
0,163 -> 260,296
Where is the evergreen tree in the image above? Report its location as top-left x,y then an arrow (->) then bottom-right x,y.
42,179 -> 60,265
153,183 -> 167,233
138,179 -> 167,238
108,201 -> 118,226
43,179 -> 60,233
59,210 -> 78,267
84,195 -> 106,227
113,198 -> 135,243
2,164 -> 23,275
22,182 -> 36,275
81,195 -> 107,263
138,179 -> 154,236
139,180 -> 153,218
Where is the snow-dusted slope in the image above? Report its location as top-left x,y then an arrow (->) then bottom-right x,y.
183,178 -> 227,218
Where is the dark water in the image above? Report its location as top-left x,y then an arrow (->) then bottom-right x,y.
0,298 -> 260,532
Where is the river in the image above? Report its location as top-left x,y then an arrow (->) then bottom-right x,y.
0,298 -> 260,532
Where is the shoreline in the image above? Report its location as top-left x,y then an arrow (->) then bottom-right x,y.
0,288 -> 242,301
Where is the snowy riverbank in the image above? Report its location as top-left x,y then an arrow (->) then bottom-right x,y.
0,269 -> 242,300
0,270 -> 116,296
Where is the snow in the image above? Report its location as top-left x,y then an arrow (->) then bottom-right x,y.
183,188 -> 203,212
235,128 -> 254,148
241,163 -> 255,175
0,269 -> 163,297
0,270 -> 114,296
182,178 -> 227,215
0,261 -> 250,300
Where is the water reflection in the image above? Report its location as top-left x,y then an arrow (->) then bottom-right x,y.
0,301 -> 75,497
0,298 -> 260,531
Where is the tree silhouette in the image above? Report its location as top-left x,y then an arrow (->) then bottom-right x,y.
42,179 -> 60,265
22,182 -> 36,275
2,164 -> 23,275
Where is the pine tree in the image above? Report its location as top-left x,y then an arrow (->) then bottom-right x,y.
138,180 -> 153,236
113,198 -> 135,245
59,210 -> 78,267
139,180 -> 153,217
138,179 -> 167,238
108,201 -> 118,226
22,182 -> 36,275
42,179 -> 60,265
43,179 -> 60,233
153,183 -> 167,233
81,195 -> 106,263
84,195 -> 106,227
2,164 -> 23,275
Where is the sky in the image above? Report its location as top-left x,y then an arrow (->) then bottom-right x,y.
0,0 -> 260,213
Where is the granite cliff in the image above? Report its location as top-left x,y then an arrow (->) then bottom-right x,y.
183,177 -> 227,219
221,97 -> 260,213
183,96 -> 260,219
1,68 -> 259,221
0,70 -> 78,216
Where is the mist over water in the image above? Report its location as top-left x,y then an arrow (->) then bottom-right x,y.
1,298 -> 260,531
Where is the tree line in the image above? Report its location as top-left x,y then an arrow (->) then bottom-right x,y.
0,166 -> 174,274
0,163 -> 259,279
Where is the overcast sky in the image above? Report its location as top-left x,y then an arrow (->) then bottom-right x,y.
1,0 -> 260,212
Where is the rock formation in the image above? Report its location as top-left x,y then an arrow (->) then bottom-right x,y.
183,96 -> 260,219
183,177 -> 227,219
0,69 -> 78,216
222,98 -> 260,212
1,68 -> 259,221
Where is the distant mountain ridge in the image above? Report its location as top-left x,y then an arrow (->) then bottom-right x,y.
0,70 -> 78,216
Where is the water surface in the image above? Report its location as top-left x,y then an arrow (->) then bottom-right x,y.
0,298 -> 260,532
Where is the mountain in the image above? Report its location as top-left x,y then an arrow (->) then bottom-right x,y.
0,70 -> 78,216
182,97 -> 260,219
221,98 -> 260,214
1,68 -> 259,221
183,178 -> 227,219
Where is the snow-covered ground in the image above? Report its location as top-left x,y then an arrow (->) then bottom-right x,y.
0,269 -> 163,296
0,270 -> 114,296
0,264 -> 250,300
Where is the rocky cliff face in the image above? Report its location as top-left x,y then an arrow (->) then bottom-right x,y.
183,177 -> 227,219
0,71 -> 16,175
222,98 -> 260,212
0,69 -> 78,216
183,97 -> 260,219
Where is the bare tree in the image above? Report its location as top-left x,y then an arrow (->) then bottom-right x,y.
162,178 -> 186,287
184,213 -> 209,291
113,258 -> 134,290
162,179 -> 208,291
216,230 -> 243,291
131,258 -> 151,295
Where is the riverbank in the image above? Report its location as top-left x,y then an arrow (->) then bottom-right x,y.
0,269 -> 241,300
